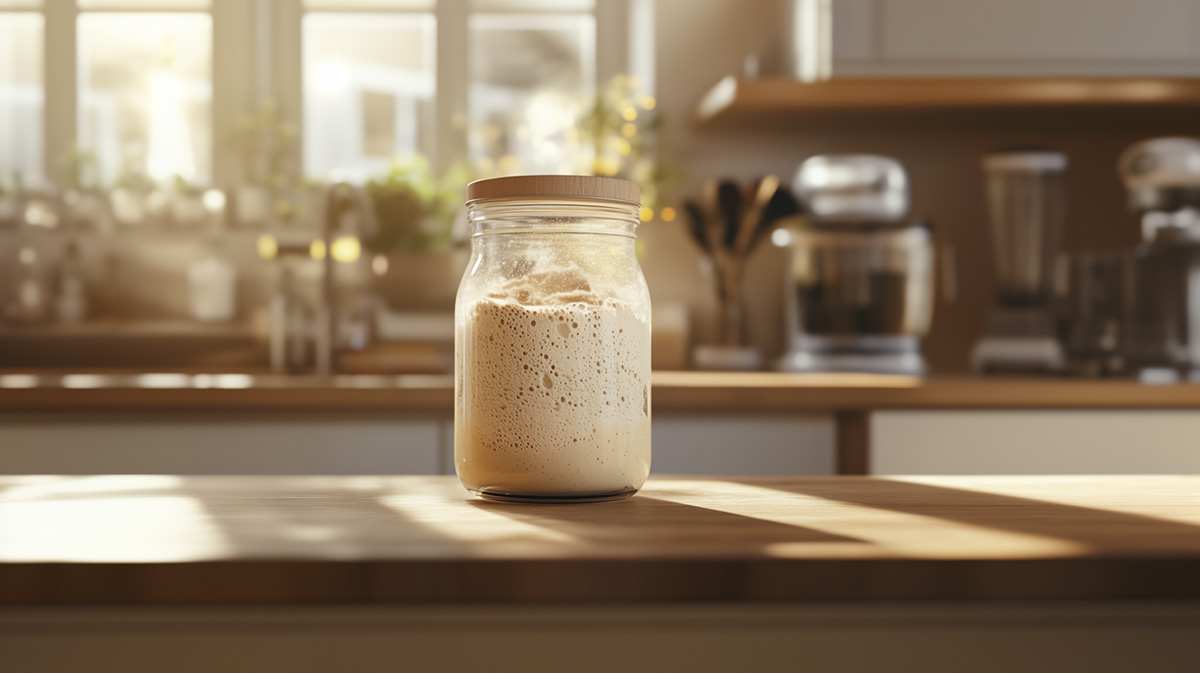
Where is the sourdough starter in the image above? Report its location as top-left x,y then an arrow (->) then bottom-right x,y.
455,270 -> 651,496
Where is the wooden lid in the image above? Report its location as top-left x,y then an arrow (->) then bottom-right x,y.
467,175 -> 640,205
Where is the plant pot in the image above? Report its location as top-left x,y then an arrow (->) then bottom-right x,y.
235,184 -> 271,226
370,248 -> 470,313
171,192 -> 207,227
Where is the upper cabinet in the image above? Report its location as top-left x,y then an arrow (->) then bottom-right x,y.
697,0 -> 1200,126
832,0 -> 1200,77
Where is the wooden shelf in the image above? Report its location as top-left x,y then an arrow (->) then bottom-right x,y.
6,372 -> 1200,412
695,76 -> 1200,126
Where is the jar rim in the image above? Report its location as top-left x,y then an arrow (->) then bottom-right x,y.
468,198 -> 640,236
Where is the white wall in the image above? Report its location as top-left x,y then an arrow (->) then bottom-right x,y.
642,0 -> 797,356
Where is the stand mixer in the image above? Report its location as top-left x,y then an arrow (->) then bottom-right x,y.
775,155 -> 949,376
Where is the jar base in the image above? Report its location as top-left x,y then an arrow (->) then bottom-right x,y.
470,486 -> 638,504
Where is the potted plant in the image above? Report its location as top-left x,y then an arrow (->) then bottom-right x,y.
110,145 -> 154,227
365,156 -> 470,312
60,145 -> 108,230
578,75 -> 678,216
0,173 -> 18,227
168,174 -> 207,228
229,99 -> 298,227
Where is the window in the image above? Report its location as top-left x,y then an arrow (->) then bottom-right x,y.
2,0 -> 636,191
303,11 -> 436,180
0,10 -> 43,183
468,11 -> 594,174
77,11 -> 213,186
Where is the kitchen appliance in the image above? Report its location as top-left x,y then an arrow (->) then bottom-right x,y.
775,155 -> 947,376
972,150 -> 1067,374
1058,251 -> 1135,377
1119,137 -> 1200,379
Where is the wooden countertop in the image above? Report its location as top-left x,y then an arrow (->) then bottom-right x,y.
3,475 -> 1199,604
4,371 -> 1200,412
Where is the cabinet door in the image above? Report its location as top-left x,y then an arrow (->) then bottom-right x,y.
872,410 -> 1200,474
833,0 -> 1200,76
0,413 -> 443,475
651,413 -> 834,475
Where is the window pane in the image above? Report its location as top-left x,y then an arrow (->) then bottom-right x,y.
78,13 -> 213,186
304,0 -> 434,10
78,1 -> 210,8
471,0 -> 594,11
469,13 -> 594,174
0,13 -> 43,183
303,13 -> 436,181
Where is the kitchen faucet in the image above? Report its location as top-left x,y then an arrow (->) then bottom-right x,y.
315,182 -> 377,374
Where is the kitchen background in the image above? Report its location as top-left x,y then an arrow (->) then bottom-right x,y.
6,0 -> 1200,476
7,0 -> 1199,374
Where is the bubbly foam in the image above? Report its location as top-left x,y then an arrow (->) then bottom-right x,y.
455,273 -> 651,496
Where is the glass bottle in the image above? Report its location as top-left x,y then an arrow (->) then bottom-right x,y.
55,239 -> 88,323
455,176 -> 651,503
188,238 -> 237,322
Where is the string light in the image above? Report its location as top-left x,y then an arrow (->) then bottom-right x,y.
330,236 -> 361,263
372,254 -> 389,276
257,234 -> 278,260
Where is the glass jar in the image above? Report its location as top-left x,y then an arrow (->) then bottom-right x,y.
455,176 -> 652,503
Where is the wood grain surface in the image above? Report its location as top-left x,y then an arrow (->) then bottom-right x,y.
5,372 -> 1200,412
696,76 -> 1200,125
3,475 -> 1199,604
466,175 -> 640,204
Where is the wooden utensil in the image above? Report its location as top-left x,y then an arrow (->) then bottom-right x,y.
734,175 -> 780,259
751,186 -> 801,250
683,200 -> 709,253
717,181 -> 743,252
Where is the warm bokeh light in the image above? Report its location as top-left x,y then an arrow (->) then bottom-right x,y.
621,122 -> 636,137
61,374 -> 106,389
310,239 -> 327,260
660,206 -> 676,222
639,206 -> 653,222
257,234 -> 279,260
0,374 -> 38,389
202,189 -> 226,213
372,254 -> 390,276
330,236 -> 362,263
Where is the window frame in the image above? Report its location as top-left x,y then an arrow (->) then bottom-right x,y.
16,0 -> 637,190
0,7 -> 46,181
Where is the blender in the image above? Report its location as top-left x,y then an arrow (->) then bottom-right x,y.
972,150 -> 1067,374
